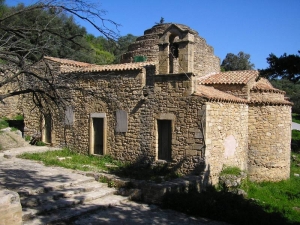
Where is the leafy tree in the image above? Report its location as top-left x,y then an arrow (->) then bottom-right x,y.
259,51 -> 300,83
85,34 -> 115,64
221,51 -> 255,71
270,79 -> 300,113
112,34 -> 137,63
0,0 -> 118,109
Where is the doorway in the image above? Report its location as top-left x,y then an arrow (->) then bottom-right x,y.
43,114 -> 52,144
92,118 -> 104,155
157,120 -> 172,160
90,113 -> 106,155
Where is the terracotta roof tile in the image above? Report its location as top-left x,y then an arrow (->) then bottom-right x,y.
251,78 -> 286,94
44,56 -> 94,67
199,70 -> 259,85
194,85 -> 247,103
248,99 -> 293,106
62,62 -> 155,74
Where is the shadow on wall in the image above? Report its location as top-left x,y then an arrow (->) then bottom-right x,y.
111,154 -> 207,183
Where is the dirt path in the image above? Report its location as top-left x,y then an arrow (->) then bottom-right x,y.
0,146 -> 229,225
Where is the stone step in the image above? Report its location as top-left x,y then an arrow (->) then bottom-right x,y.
18,176 -> 96,197
21,181 -> 108,207
22,187 -> 117,221
23,195 -> 128,225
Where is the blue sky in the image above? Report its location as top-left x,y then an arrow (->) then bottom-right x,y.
7,0 -> 300,69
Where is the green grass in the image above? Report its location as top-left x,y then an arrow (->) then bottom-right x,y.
220,166 -> 241,176
293,113 -> 300,124
19,148 -> 121,172
13,114 -> 24,120
0,119 -> 9,129
18,148 -> 180,181
246,154 -> 300,223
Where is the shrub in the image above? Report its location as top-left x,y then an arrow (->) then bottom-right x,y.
36,141 -> 46,146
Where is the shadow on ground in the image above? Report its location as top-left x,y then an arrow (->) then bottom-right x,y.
161,186 -> 295,225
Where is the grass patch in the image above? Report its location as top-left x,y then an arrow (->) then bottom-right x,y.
13,114 -> 24,120
0,119 -> 9,129
162,154 -> 300,224
18,148 -> 180,182
246,153 -> 300,224
293,113 -> 300,124
18,148 -> 122,172
220,166 -> 241,176
35,141 -> 46,146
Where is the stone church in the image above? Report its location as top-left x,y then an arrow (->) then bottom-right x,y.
20,23 -> 291,185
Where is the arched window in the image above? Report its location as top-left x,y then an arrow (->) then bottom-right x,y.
169,35 -> 179,73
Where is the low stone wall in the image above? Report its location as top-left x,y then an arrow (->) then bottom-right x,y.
0,190 -> 22,225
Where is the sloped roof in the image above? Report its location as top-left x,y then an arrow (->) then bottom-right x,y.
248,99 -> 293,106
44,56 -> 94,67
43,56 -> 155,73
251,78 -> 286,94
194,85 -> 247,103
61,62 -> 156,74
199,70 -> 259,85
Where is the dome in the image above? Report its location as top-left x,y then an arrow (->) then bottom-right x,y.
121,23 -> 220,77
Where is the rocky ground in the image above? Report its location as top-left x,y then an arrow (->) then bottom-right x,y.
0,128 -> 29,150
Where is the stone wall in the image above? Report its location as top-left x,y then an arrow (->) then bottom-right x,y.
248,104 -> 291,182
250,91 -> 285,102
193,36 -> 220,77
0,190 -> 22,225
0,83 -> 23,119
34,68 -> 208,175
204,102 -> 248,185
121,23 -> 220,77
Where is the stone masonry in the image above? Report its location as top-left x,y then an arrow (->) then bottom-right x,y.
17,23 -> 292,185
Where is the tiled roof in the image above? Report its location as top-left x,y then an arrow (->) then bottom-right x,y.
61,62 -> 155,74
248,99 -> 293,106
194,85 -> 247,103
199,70 -> 259,85
251,78 -> 286,94
44,56 -> 94,67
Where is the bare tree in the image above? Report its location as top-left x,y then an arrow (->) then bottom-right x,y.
0,0 -> 119,113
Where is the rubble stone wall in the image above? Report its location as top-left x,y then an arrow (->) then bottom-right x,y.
39,69 -> 208,175
248,104 -> 291,182
204,102 -> 248,185
250,91 -> 285,101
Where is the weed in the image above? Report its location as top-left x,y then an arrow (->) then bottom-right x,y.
25,135 -> 31,141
